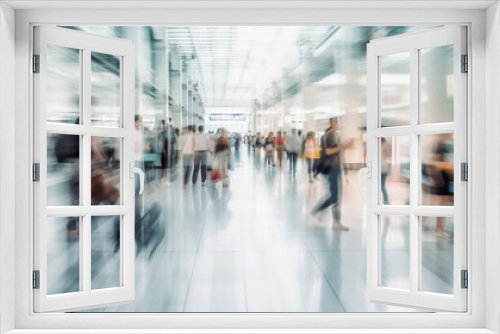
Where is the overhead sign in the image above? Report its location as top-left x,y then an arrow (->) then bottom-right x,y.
209,114 -> 246,121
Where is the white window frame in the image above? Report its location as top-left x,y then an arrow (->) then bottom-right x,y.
8,5 -> 492,333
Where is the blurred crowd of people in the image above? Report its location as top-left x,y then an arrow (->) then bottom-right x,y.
243,117 -> 453,236
134,115 -> 245,191
47,114 -> 456,253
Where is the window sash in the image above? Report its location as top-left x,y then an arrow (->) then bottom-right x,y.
32,25 -> 136,313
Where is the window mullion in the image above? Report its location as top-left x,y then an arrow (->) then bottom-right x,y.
82,214 -> 91,293
82,48 -> 92,295
410,47 -> 420,295
82,48 -> 91,208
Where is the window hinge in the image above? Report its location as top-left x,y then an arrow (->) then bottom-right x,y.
33,163 -> 40,182
461,54 -> 468,73
461,270 -> 468,289
33,270 -> 40,289
33,54 -> 40,73
461,162 -> 468,181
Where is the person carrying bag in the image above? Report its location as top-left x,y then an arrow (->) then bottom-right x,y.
310,117 -> 353,231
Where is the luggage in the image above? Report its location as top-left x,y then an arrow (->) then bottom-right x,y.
135,201 -> 165,259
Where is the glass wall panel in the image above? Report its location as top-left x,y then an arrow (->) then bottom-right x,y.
380,215 -> 410,291
380,52 -> 411,127
421,133 -> 454,206
47,216 -> 80,295
421,45 -> 454,124
91,216 -> 121,290
47,44 -> 81,124
420,216 -> 454,294
380,136 -> 410,205
47,133 -> 80,206
91,137 -> 121,205
91,52 -> 121,127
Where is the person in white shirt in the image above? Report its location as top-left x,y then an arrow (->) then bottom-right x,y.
192,125 -> 213,187
286,128 -> 301,176
180,125 -> 195,189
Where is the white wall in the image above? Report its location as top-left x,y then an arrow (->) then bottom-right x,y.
0,2 -> 16,333
485,2 -> 500,333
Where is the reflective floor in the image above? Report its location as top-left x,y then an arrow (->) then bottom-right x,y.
46,146 -> 454,312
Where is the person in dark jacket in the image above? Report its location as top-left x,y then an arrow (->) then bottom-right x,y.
311,117 -> 353,230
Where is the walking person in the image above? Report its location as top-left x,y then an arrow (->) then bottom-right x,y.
160,120 -> 175,184
264,132 -> 275,167
286,128 -> 301,176
180,125 -> 195,189
298,130 -> 304,156
173,128 -> 181,171
275,131 -> 285,168
192,125 -> 213,187
311,117 -> 353,231
283,131 -> 289,161
254,133 -> 261,152
234,132 -> 242,151
247,133 -> 252,153
214,129 -> 231,188
303,132 -> 320,182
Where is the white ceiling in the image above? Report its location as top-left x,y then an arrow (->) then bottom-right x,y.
11,0 -> 492,109
170,26 -> 328,108
5,0 -> 496,9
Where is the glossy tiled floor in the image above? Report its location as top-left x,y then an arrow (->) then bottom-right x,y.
73,147 -> 454,312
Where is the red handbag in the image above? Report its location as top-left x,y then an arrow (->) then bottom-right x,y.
211,168 -> 221,182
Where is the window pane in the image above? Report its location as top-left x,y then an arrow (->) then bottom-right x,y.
380,215 -> 410,291
380,52 -> 410,127
421,45 -> 454,124
91,216 -> 121,290
421,133 -> 454,206
420,216 -> 454,294
47,133 -> 80,206
47,216 -> 80,295
91,52 -> 121,127
380,136 -> 410,205
47,45 -> 81,124
91,137 -> 121,205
